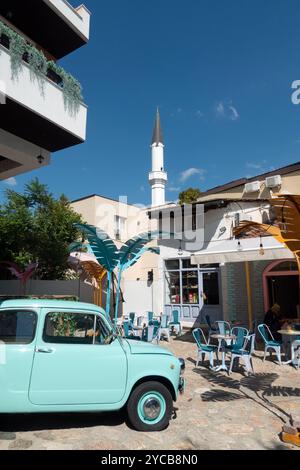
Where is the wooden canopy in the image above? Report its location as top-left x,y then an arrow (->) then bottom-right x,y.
234,194 -> 300,265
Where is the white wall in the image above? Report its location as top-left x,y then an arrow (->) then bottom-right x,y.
123,280 -> 163,317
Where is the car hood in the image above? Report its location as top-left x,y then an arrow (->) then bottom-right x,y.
125,339 -> 174,356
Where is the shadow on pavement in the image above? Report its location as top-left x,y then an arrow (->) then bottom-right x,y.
0,410 -> 126,434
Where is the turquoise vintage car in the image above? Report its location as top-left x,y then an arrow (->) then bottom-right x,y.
0,299 -> 185,431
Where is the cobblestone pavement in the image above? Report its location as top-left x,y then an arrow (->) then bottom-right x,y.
1,332 -> 300,450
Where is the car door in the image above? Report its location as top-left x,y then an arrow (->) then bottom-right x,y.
0,308 -> 38,411
29,309 -> 127,406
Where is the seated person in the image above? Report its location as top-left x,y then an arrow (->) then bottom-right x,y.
264,303 -> 282,342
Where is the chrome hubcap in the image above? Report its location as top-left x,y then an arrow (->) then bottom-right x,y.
143,398 -> 161,420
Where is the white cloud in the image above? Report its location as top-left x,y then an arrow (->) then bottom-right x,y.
140,185 -> 145,192
229,105 -> 239,121
246,162 -> 263,170
179,168 -> 206,183
3,177 -> 17,186
195,110 -> 204,118
216,102 -> 225,117
246,160 -> 268,171
216,100 -> 240,121
168,186 -> 181,192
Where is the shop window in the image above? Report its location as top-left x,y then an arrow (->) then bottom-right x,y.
182,271 -> 199,304
165,272 -> 181,304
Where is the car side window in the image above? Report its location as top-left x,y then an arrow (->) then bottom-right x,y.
43,312 -> 111,345
0,310 -> 37,344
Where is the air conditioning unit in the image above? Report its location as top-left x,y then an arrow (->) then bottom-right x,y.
244,181 -> 261,193
265,175 -> 282,188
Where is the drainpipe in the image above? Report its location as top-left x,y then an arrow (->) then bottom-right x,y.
114,268 -> 123,325
245,261 -> 253,329
105,271 -> 112,318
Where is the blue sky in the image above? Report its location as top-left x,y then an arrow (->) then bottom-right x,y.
2,0 -> 300,206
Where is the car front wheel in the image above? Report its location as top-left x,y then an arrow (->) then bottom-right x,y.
127,381 -> 173,432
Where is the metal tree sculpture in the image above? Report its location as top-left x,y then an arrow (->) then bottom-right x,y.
74,224 -> 161,322
68,251 -> 107,307
74,224 -> 120,315
234,193 -> 300,299
0,261 -> 38,295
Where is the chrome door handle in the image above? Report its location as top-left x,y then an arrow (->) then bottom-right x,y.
35,348 -> 54,354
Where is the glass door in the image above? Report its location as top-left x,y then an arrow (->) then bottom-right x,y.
199,270 -> 221,323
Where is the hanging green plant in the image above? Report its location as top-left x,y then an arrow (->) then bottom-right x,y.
26,45 -> 48,95
0,20 -> 26,78
0,20 -> 83,114
48,61 -> 83,115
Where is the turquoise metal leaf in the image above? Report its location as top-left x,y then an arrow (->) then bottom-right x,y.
122,246 -> 160,270
68,241 -> 87,253
74,224 -> 119,272
118,231 -> 160,268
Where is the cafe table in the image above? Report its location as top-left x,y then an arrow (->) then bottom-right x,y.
210,333 -> 235,372
277,329 -> 300,367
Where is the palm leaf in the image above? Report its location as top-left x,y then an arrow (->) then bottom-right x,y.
68,241 -> 87,253
119,231 -> 160,268
74,224 -> 119,272
123,246 -> 160,270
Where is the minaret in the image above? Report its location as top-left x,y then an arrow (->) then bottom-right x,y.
149,109 -> 168,207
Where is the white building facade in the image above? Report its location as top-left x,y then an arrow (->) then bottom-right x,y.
72,108 -> 300,327
0,0 -> 90,180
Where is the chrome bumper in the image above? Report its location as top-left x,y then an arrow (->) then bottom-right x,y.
179,376 -> 185,394
178,357 -> 186,394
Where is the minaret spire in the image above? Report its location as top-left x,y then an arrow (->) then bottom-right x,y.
149,108 -> 168,207
152,107 -> 164,146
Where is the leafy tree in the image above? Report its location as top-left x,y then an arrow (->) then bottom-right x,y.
179,187 -> 202,205
0,178 -> 83,280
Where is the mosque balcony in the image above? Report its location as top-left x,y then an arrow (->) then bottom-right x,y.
149,171 -> 168,183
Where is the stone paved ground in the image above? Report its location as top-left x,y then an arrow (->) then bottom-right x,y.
0,332 -> 300,450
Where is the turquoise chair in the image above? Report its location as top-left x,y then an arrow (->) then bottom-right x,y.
226,327 -> 249,354
129,312 -> 136,326
142,324 -> 159,344
123,321 -> 135,339
158,314 -> 170,341
123,321 -> 141,341
229,334 -> 256,375
169,310 -> 182,336
147,312 -> 154,324
192,328 -> 219,369
258,324 -> 282,365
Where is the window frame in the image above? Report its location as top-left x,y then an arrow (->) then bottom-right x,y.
0,309 -> 38,345
164,258 -> 221,307
42,310 -> 112,346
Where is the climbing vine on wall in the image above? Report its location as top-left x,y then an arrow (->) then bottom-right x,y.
0,20 -> 83,115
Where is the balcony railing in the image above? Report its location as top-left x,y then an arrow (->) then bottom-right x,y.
0,20 -> 83,115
